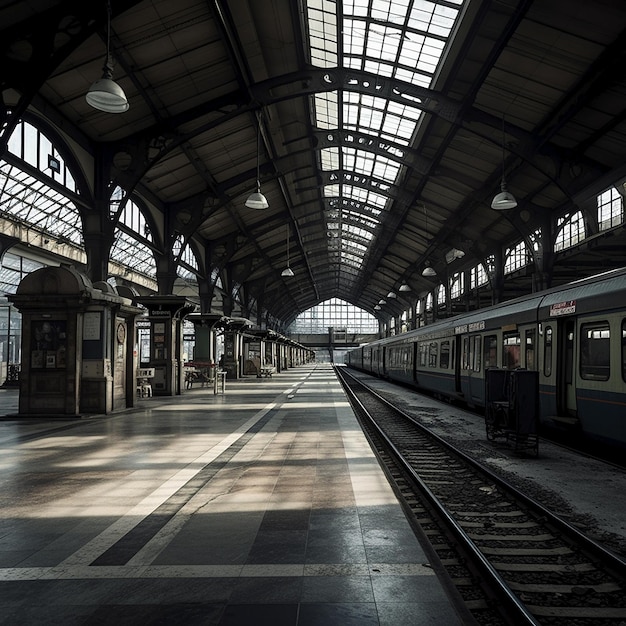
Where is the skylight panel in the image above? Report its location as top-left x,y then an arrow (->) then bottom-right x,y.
307,0 -> 338,68
362,59 -> 396,78
305,0 -> 465,285
315,93 -> 338,129
345,223 -> 373,241
366,24 -> 403,62
321,147 -> 340,171
314,92 -> 339,129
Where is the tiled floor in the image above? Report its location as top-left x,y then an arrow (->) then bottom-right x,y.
0,365 -> 464,625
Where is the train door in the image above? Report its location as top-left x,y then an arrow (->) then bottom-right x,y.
556,318 -> 577,416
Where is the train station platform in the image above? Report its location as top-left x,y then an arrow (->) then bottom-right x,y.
0,364 -> 464,625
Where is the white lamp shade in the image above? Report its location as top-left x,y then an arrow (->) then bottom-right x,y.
245,192 -> 269,209
86,78 -> 129,113
491,180 -> 517,210
387,291 -> 396,299
281,266 -> 294,277
378,299 -> 386,305
422,266 -> 436,277
399,283 -> 411,292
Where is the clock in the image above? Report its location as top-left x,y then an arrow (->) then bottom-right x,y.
116,323 -> 126,344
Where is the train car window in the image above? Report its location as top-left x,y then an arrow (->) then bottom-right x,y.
462,337 -> 470,370
483,335 -> 497,368
472,335 -> 481,371
429,342 -> 438,367
440,340 -> 450,369
580,322 -> 610,381
622,320 -> 626,382
544,326 -> 553,376
503,332 -> 521,369
418,342 -> 428,367
525,329 -> 536,370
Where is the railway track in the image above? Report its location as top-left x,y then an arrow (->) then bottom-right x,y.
334,366 -> 626,626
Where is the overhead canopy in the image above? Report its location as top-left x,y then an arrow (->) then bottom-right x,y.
2,1 -> 626,326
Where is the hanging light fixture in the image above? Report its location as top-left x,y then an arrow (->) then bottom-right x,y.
422,262 -> 436,277
491,116 -> 517,210
86,0 -> 129,113
374,304 -> 381,311
399,282 -> 411,292
387,291 -> 397,299
378,298 -> 386,305
281,224 -> 294,277
245,113 -> 269,209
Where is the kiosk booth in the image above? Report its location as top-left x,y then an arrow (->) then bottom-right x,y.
135,295 -> 197,396
8,266 -> 142,416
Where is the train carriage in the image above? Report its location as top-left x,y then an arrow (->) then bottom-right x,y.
346,268 -> 626,449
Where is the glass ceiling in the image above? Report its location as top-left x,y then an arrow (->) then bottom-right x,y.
305,0 -> 465,290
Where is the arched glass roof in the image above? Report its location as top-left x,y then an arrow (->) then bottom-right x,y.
305,0 -> 465,293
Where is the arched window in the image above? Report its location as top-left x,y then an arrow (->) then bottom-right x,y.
450,271 -> 464,299
597,187 -> 624,231
211,267 -> 223,289
504,240 -> 530,274
437,283 -> 446,306
288,298 -> 378,334
109,187 -> 156,279
173,236 -> 199,281
1,118 -> 83,248
555,211 -> 584,251
470,263 -> 489,289
400,309 -> 409,333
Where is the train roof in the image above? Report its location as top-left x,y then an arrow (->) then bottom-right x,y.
538,266 -> 626,317
351,267 -> 626,351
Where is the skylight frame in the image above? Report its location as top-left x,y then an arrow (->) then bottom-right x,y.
305,0 -> 465,291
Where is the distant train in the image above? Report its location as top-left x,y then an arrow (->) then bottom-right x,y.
345,267 -> 626,449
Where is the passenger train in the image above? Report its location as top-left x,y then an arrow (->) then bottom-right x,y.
345,267 -> 626,449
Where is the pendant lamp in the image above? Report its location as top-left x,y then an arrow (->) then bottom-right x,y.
86,0 -> 129,113
281,224 -> 294,276
245,115 -> 269,209
399,282 -> 411,292
422,262 -> 436,277
491,116 -> 517,210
